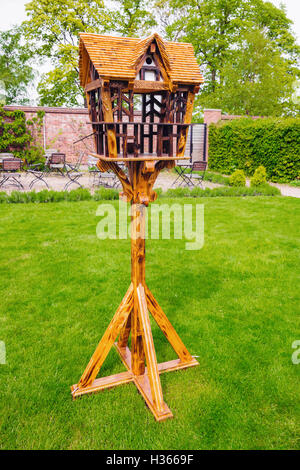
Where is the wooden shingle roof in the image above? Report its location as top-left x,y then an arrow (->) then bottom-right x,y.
79,33 -> 203,87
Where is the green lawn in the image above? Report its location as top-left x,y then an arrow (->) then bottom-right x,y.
0,196 -> 299,450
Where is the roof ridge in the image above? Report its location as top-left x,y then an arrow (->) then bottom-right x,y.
132,33 -> 171,73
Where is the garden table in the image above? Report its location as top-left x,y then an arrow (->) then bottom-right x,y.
0,158 -> 24,190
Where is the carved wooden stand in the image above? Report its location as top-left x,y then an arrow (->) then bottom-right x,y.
71,157 -> 198,421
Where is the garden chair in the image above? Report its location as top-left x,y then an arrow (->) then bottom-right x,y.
26,156 -> 51,189
185,161 -> 207,188
63,152 -> 84,190
88,155 -> 116,188
48,153 -> 66,176
0,159 -> 24,190
172,161 -> 193,187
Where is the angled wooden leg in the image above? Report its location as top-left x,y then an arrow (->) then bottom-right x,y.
136,284 -> 173,420
118,312 -> 131,348
77,284 -> 133,389
145,285 -> 197,366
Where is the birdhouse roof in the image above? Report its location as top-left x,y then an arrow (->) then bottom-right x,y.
79,32 -> 203,87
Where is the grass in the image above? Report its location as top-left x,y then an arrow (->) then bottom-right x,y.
0,196 -> 299,450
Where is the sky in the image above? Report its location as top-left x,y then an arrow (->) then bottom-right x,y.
0,0 -> 299,40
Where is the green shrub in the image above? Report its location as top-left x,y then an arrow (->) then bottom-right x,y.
229,169 -> 246,187
93,187 -> 119,200
251,165 -> 267,186
0,191 -> 7,203
209,117 -> 300,182
66,188 -> 92,201
7,191 -> 26,203
163,183 -> 280,198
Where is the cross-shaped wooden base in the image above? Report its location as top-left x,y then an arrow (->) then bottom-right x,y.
71,283 -> 198,421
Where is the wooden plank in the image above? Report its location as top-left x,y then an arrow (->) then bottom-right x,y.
137,284 -> 164,412
118,313 -> 131,349
85,78 -> 102,92
133,81 -> 169,93
145,286 -> 194,364
115,344 -> 198,375
91,152 -> 190,162
176,91 -> 195,157
100,87 -> 118,158
71,371 -> 134,399
157,357 -> 199,374
134,373 -> 173,422
131,205 -> 146,375
78,284 -> 133,388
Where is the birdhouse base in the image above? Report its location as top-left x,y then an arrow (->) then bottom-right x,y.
71,284 -> 198,422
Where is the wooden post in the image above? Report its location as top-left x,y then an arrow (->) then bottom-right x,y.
131,202 -> 146,376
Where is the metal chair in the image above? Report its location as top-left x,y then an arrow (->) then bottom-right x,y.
185,161 -> 207,188
88,155 -> 116,188
27,156 -> 50,189
172,162 -> 193,187
48,153 -> 66,176
0,159 -> 24,190
64,152 -> 84,190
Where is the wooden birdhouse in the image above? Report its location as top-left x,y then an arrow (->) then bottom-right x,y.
72,33 -> 204,421
79,33 -> 203,165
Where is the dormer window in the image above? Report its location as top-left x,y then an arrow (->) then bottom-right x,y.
138,51 -> 162,81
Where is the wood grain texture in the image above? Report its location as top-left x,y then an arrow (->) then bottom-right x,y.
176,91 -> 195,158
100,87 -> 117,158
78,284 -> 133,388
137,284 -> 164,412
71,371 -> 133,398
145,285 -> 194,364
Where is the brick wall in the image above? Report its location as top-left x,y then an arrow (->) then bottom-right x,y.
3,105 -> 95,164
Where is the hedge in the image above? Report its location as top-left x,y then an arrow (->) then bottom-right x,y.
0,184 -> 280,204
208,117 -> 300,182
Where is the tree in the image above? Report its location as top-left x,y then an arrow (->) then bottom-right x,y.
23,0 -> 156,106
108,0 -> 156,36
206,30 -> 299,116
0,27 -> 35,105
23,0 -> 111,106
155,0 -> 300,116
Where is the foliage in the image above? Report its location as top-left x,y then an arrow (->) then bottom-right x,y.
229,170 -> 246,187
0,183 -> 281,204
0,197 -> 298,449
205,30 -> 300,116
22,0 -> 156,106
250,165 -> 267,187
25,111 -> 46,165
107,0 -> 156,37
0,106 -> 45,164
0,187 -> 120,204
22,0 -> 111,106
156,0 -> 300,117
94,187 -> 120,200
164,183 -> 280,198
208,117 -> 300,182
0,27 -> 35,105
0,107 -> 31,158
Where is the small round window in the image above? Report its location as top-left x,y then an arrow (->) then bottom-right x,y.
145,56 -> 153,65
